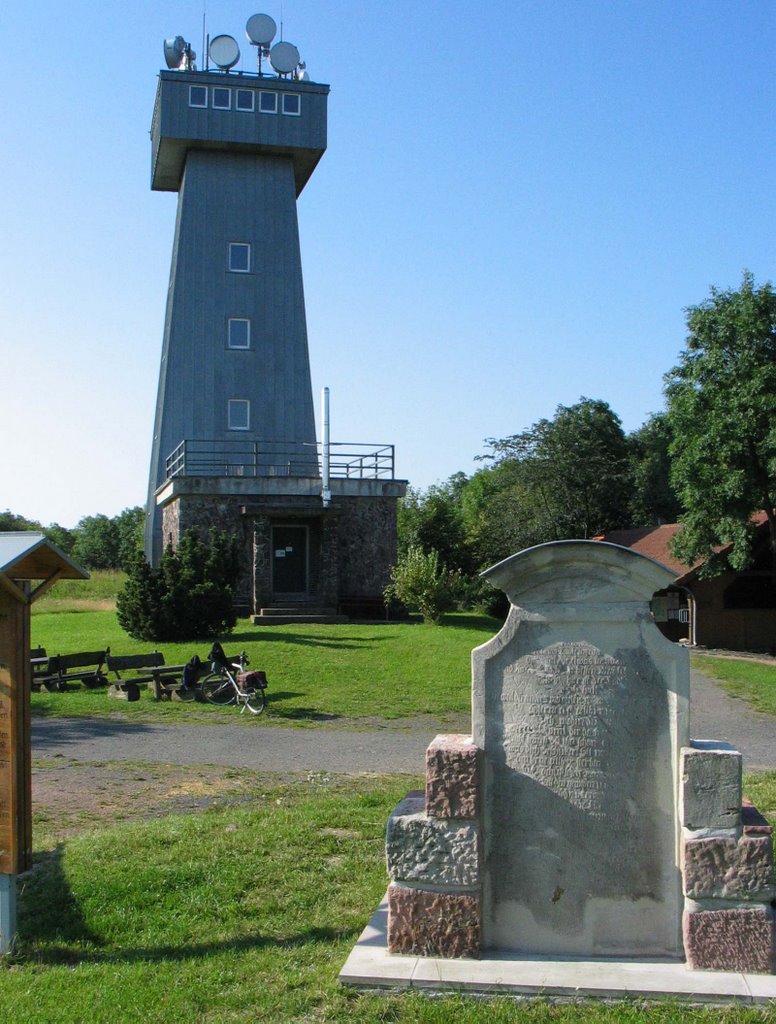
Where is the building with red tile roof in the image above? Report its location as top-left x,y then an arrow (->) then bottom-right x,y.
595,516 -> 775,651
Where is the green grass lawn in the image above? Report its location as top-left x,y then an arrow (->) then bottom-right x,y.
32,570 -> 127,614
6,770 -> 775,1024
16,582 -> 776,1019
30,610 -> 499,724
692,655 -> 776,717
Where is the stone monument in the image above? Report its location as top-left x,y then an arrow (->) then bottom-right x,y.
475,540 -> 688,957
368,541 -> 775,988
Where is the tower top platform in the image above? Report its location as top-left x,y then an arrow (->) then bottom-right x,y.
151,70 -> 329,194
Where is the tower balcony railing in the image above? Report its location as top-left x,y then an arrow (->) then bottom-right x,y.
165,439 -> 396,482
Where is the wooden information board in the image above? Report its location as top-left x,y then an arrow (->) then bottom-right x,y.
0,592 -> 32,874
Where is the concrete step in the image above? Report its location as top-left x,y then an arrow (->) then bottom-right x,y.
258,606 -> 337,616
251,612 -> 348,625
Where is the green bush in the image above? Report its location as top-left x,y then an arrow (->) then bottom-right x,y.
384,546 -> 459,624
117,528 -> 239,641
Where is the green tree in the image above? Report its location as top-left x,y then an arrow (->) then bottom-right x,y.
480,397 -> 633,544
115,506 -> 145,571
627,413 -> 682,527
0,510 -> 41,532
45,523 -> 76,555
116,551 -> 163,640
397,476 -> 472,575
117,528 -> 239,641
72,514 -> 121,570
384,546 -> 459,624
665,272 -> 776,573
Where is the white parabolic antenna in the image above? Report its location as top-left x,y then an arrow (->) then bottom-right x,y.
163,36 -> 187,69
209,34 -> 241,70
246,13 -> 277,47
269,40 -> 300,74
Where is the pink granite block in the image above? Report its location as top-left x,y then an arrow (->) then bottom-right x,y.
684,906 -> 775,974
387,883 -> 481,958
683,835 -> 774,899
425,734 -> 480,819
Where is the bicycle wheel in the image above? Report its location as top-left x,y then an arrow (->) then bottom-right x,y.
243,684 -> 267,715
200,670 -> 236,706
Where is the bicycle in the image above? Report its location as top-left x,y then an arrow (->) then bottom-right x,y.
199,643 -> 268,715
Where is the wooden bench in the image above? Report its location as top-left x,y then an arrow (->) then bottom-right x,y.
30,648 -> 49,691
106,652 -> 191,702
40,650 -> 109,692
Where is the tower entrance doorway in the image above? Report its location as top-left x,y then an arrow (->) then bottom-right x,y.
272,525 -> 308,598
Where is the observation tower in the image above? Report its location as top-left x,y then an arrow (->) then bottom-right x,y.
145,16 -> 406,620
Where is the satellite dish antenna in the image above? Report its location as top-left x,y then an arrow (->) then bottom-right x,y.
246,13 -> 277,47
246,13 -> 277,75
269,40 -> 300,75
164,36 -> 190,70
209,34 -> 240,71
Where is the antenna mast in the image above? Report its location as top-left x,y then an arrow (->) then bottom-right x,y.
201,4 -> 207,70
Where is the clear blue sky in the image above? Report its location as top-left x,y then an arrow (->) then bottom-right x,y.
3,1 -> 774,528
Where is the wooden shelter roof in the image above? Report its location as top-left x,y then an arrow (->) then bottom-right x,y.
0,533 -> 88,603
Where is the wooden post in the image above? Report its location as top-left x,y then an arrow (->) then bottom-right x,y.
0,585 -> 32,952
0,533 -> 88,953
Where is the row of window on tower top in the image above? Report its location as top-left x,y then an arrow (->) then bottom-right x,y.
189,84 -> 301,116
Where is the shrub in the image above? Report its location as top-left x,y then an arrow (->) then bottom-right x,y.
384,546 -> 459,625
117,528 -> 239,641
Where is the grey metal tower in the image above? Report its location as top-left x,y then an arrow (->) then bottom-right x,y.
145,56 -> 328,562
144,23 -> 405,620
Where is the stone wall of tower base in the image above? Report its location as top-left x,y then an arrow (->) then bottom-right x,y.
159,489 -> 401,617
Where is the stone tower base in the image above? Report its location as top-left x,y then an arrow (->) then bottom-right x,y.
155,475 -> 406,618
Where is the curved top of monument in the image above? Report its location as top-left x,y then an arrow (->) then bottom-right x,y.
480,540 -> 676,608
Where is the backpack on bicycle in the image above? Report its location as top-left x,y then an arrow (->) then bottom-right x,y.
208,641 -> 227,671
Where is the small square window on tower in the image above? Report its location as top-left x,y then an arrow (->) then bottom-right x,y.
228,318 -> 251,349
189,85 -> 208,108
228,399 -> 250,431
259,91 -> 278,114
235,89 -> 255,112
282,93 -> 301,116
228,242 -> 251,273
212,87 -> 231,110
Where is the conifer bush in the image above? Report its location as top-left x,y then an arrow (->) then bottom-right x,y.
117,528 -> 239,641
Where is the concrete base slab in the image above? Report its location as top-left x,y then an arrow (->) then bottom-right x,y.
339,897 -> 776,1005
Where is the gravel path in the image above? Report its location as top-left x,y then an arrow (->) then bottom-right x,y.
30,668 -> 775,774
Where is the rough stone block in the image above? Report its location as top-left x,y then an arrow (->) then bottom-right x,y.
683,835 -> 774,899
387,883 -> 481,958
683,906 -> 775,974
386,807 -> 479,887
108,682 -> 139,702
681,743 -> 742,832
425,734 -> 480,819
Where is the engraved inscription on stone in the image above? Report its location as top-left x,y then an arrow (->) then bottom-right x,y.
487,639 -> 670,935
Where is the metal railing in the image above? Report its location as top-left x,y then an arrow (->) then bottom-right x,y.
165,439 -> 395,482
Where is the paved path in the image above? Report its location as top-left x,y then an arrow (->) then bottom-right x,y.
30,668 -> 776,774
690,667 -> 775,771
31,715 -> 436,775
